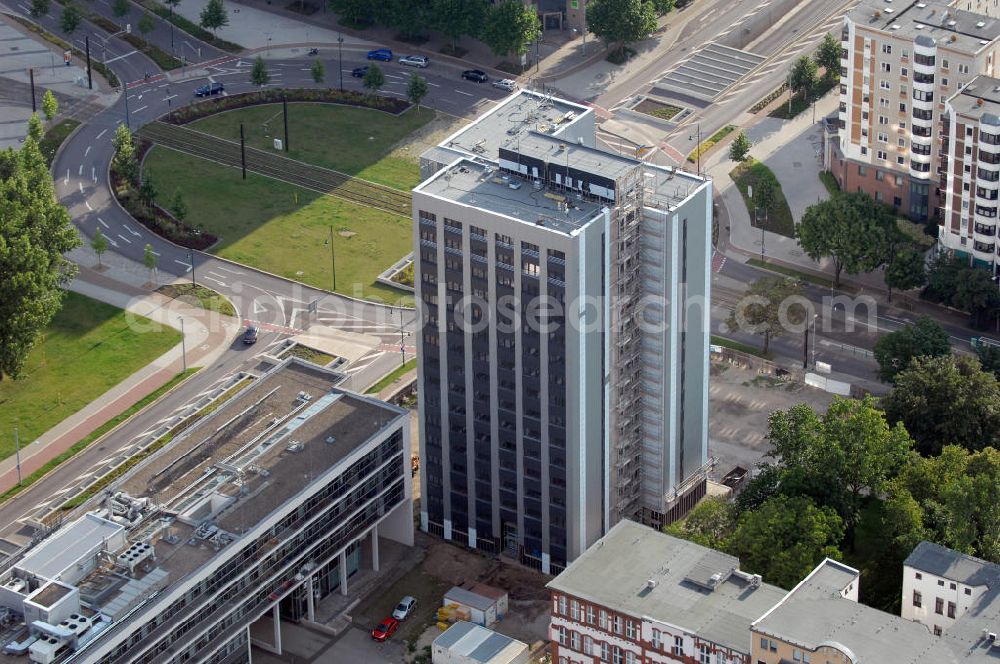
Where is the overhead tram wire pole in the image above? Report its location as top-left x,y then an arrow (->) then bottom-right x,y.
85,36 -> 92,89
240,122 -> 247,180
283,96 -> 289,153
337,33 -> 344,92
29,68 -> 35,112
179,316 -> 187,372
325,227 -> 337,291
14,427 -> 21,487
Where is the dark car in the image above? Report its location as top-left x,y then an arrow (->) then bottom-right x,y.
462,69 -> 488,83
371,617 -> 399,642
243,324 -> 259,345
367,48 -> 392,61
351,66 -> 369,78
195,81 -> 224,97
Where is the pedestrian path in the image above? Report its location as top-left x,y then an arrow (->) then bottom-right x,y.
0,246 -> 240,494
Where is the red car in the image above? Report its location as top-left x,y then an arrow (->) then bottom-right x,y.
371,617 -> 399,642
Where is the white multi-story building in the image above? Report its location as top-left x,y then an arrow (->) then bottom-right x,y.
0,358 -> 412,664
415,90 -> 713,574
901,540 -> 1000,633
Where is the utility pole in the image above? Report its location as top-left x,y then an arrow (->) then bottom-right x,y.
325,226 -> 337,291
29,68 -> 35,113
85,35 -> 92,89
696,123 -> 702,176
398,307 -> 406,367
337,33 -> 344,92
123,83 -> 130,130
787,71 -> 792,116
239,122 -> 247,179
282,96 -> 289,153
14,428 -> 21,487
188,248 -> 195,285
802,323 -> 809,369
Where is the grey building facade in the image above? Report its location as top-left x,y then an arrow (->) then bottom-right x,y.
414,91 -> 711,575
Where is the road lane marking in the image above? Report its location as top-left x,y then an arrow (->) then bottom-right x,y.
123,224 -> 140,236
426,81 -> 440,87
64,169 -> 69,185
85,200 -> 92,211
91,166 -> 96,182
78,164 -> 83,175
78,182 -> 84,193
175,259 -> 192,271
98,217 -> 109,228
104,50 -> 137,64
132,105 -> 147,114
455,89 -> 474,96
84,145 -> 91,156
117,234 -> 132,244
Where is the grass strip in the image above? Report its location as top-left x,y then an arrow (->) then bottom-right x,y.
0,368 -> 198,507
687,125 -> 736,164
156,283 -> 237,317
366,358 -> 416,394
745,257 -> 854,291
10,16 -> 119,86
39,119 -> 81,166
287,346 -> 335,366
768,77 -> 839,120
819,170 -> 840,197
59,374 -> 252,510
136,0 -> 243,52
710,335 -> 770,359
729,158 -> 797,239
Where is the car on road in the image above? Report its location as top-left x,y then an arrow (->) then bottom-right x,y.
399,55 -> 429,68
392,596 -> 417,620
194,82 -> 224,97
492,78 -> 517,92
351,66 -> 369,78
367,48 -> 393,61
371,617 -> 399,641
461,69 -> 488,83
243,325 -> 259,345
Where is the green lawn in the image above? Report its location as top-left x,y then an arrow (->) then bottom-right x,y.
688,125 -> 737,164
730,159 -> 797,238
39,119 -> 80,166
819,170 -> 840,197
145,147 -> 414,305
366,358 -> 417,394
186,104 -> 433,190
0,292 -> 182,460
769,77 -> 839,120
710,335 -> 770,359
157,284 -> 237,317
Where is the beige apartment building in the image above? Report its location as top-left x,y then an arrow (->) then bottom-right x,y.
941,74 -> 1000,272
832,0 -> 1000,221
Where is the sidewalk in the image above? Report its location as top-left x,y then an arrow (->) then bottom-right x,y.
0,245 -> 240,494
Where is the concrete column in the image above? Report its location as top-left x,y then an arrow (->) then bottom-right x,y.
371,524 -> 379,572
246,626 -> 253,664
339,550 -> 348,596
306,574 -> 315,622
272,603 -> 282,656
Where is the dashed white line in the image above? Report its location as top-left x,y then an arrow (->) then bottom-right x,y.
454,89 -> 474,97
84,145 -> 91,157
63,169 -> 69,185
85,201 -> 92,211
123,223 -> 140,236
78,164 -> 83,176
104,50 -> 137,64
133,105 -> 148,114
426,81 -> 440,87
95,129 -> 107,140
98,217 -> 109,228
118,234 -> 132,244
78,182 -> 83,193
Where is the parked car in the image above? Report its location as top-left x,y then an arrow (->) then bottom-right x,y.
461,69 -> 488,83
242,325 -> 259,345
194,82 -> 224,97
351,66 -> 369,78
371,617 -> 399,641
399,55 -> 429,68
392,596 -> 417,620
492,78 -> 517,92
367,48 -> 393,61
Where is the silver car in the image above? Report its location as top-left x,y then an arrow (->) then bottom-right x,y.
399,55 -> 429,68
492,78 -> 517,92
392,596 -> 417,620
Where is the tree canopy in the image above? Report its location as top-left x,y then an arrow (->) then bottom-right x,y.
60,2 -> 82,33
0,118 -> 81,379
873,315 -> 951,383
250,55 -> 270,87
586,0 -> 656,54
199,0 -> 228,34
729,131 -> 752,163
884,245 -> 927,302
664,496 -> 735,551
432,0 -> 484,49
29,0 -> 50,18
481,0 -> 540,57
789,55 -> 818,99
883,355 -> 1000,455
815,32 -> 841,79
362,62 -> 384,94
725,276 -> 805,355
41,90 -> 58,123
797,191 -> 895,287
406,73 -> 429,109
924,253 -> 1000,328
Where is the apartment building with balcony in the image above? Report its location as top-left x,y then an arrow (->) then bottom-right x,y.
831,0 -> 1000,221
546,520 -> 787,664
941,75 -> 1000,272
0,358 -> 412,664
414,90 -> 712,574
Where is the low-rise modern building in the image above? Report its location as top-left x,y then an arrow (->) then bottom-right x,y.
0,357 -> 412,664
546,520 -> 786,664
415,89 -> 713,574
941,74 -> 1000,273
432,621 -> 529,664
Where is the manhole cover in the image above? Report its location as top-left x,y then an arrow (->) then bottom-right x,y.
792,161 -> 803,167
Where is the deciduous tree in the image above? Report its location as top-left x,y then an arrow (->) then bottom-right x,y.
249,55 -> 270,87
91,227 -> 109,267
138,11 -> 155,36
327,0 -> 371,26
432,0 -> 484,50
111,123 -> 138,185
29,0 -> 50,19
362,62 -> 384,95
789,55 -> 818,99
60,2 -> 82,34
873,315 -> 951,383
815,32 -> 841,80
729,130 -> 752,163
143,243 -> 158,282
883,355 -> 1000,455
885,245 -> 926,302
0,128 -> 81,379
406,73 -> 428,109
725,276 -> 805,355
664,496 -> 735,550
481,0 -> 541,58
310,58 -> 324,84
797,191 -> 895,287
111,0 -> 129,18
586,0 -> 656,59
953,265 -> 1000,330
170,189 -> 187,223
730,495 -> 844,589
199,0 -> 228,35
41,90 -> 58,122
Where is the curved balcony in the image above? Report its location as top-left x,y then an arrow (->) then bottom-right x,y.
972,239 -> 996,258
974,221 -> 997,238
913,37 -> 937,58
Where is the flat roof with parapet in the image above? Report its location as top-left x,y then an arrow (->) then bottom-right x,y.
16,514 -> 123,582
948,75 -> 1000,120
547,520 -> 787,654
850,0 -> 1000,53
415,159 -> 607,236
435,89 -> 592,163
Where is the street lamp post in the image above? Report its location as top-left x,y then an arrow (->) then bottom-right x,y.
337,33 -> 344,92
179,317 -> 187,372
325,226 -> 337,291
398,307 -> 406,368
14,427 -> 21,487
188,248 -> 195,285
